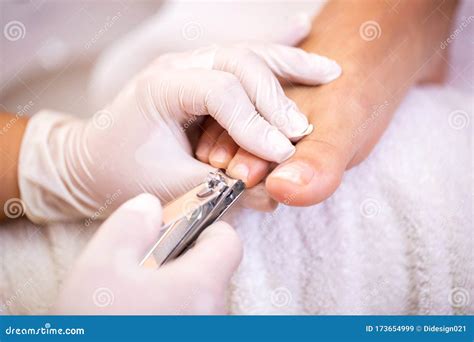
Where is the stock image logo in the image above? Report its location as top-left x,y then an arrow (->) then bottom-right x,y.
3,20 -> 26,41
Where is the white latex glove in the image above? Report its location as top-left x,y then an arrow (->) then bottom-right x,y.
89,2 -> 319,107
19,43 -> 341,222
52,194 -> 242,315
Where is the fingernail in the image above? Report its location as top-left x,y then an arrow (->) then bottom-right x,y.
267,129 -> 296,163
228,163 -> 249,183
270,161 -> 314,186
210,147 -> 228,165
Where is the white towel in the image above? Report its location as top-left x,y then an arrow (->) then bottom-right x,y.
226,85 -> 473,315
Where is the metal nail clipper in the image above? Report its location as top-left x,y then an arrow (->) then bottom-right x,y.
140,170 -> 245,268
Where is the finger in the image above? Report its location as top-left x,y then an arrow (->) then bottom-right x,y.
170,69 -> 296,163
208,131 -> 239,169
247,44 -> 342,85
169,221 -> 243,286
227,148 -> 271,188
195,118 -> 225,163
214,46 -> 311,139
136,130 -> 216,203
81,194 -> 163,266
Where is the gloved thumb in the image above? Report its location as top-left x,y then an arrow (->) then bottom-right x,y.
167,221 -> 243,286
79,194 -> 163,268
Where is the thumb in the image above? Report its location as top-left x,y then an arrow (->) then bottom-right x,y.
80,194 -> 163,267
167,221 -> 243,286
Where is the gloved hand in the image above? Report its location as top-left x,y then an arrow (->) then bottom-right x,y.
52,194 -> 242,315
19,43 -> 341,222
88,3 -> 318,107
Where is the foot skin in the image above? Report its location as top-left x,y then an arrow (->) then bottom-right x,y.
195,0 -> 458,207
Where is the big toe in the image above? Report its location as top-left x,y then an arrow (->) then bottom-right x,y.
266,139 -> 347,206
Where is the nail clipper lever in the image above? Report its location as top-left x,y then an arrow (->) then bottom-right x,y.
140,170 -> 245,268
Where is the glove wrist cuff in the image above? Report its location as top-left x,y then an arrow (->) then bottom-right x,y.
19,110 -> 96,223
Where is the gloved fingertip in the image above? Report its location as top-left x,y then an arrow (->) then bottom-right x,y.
267,129 -> 296,163
289,123 -> 314,143
281,107 -> 311,140
289,107 -> 309,131
310,55 -> 342,83
277,144 -> 297,163
119,193 -> 162,223
321,60 -> 342,83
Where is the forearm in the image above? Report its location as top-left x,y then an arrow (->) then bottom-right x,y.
0,113 -> 28,220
